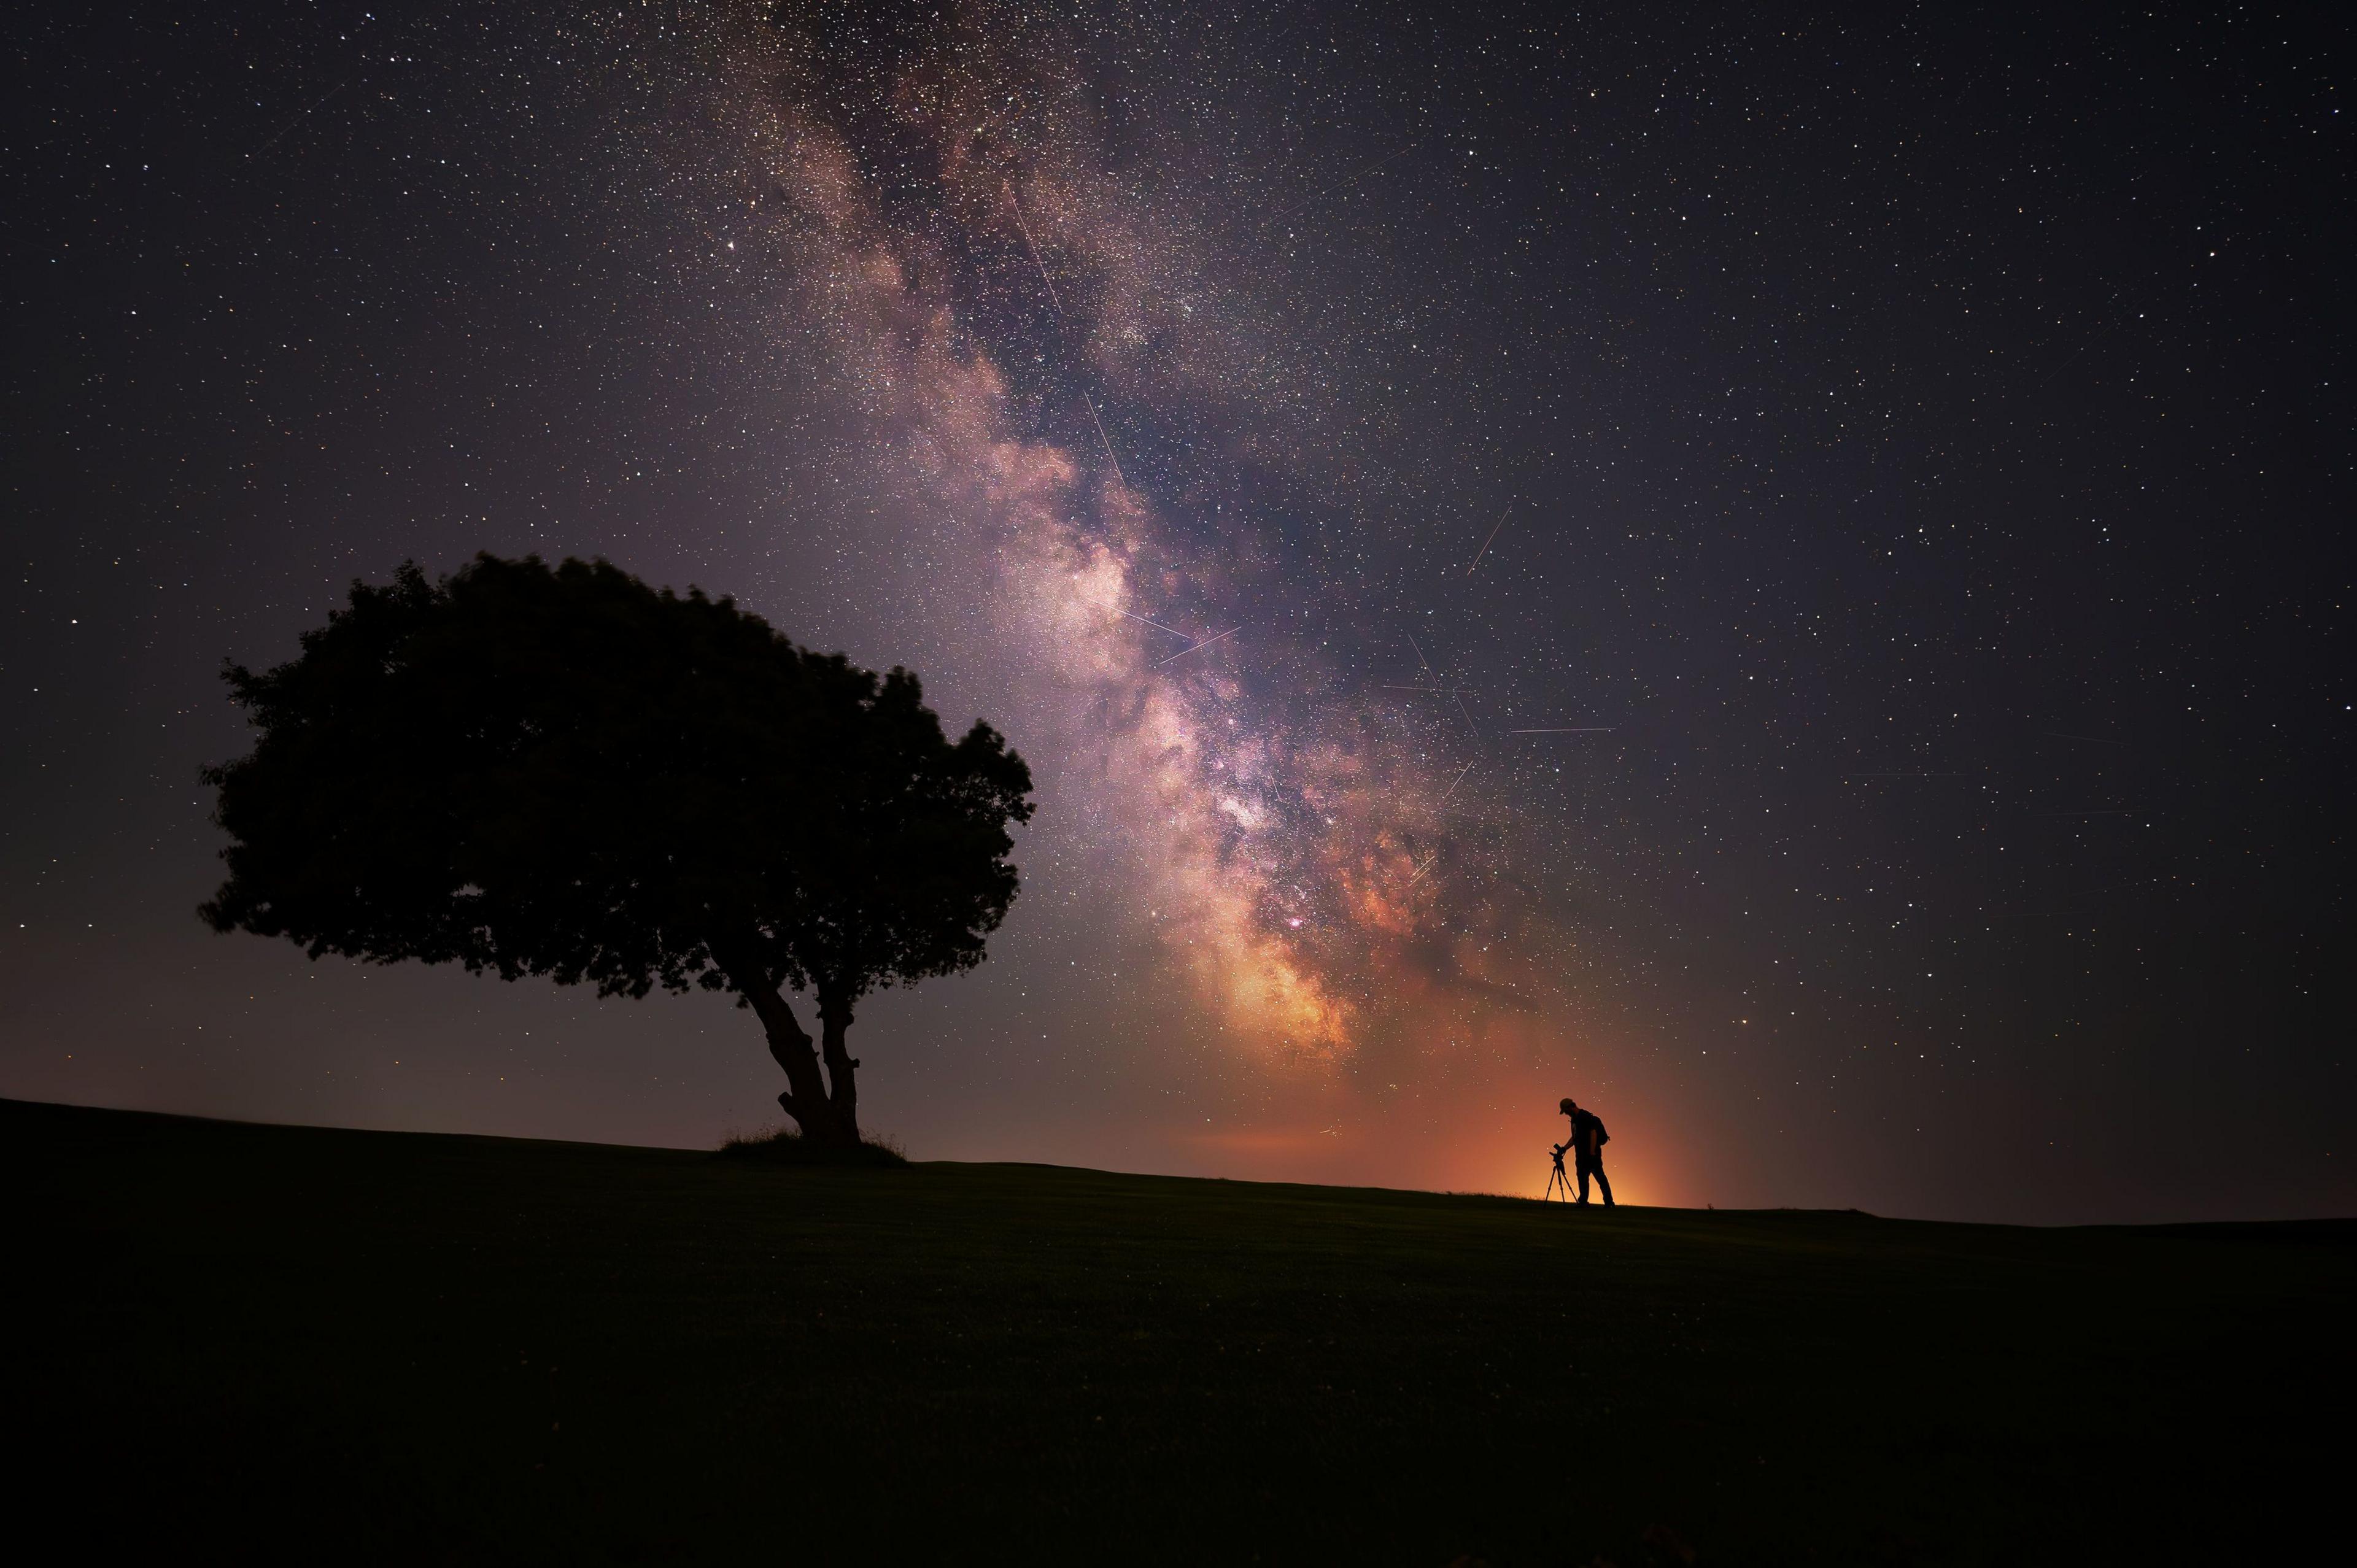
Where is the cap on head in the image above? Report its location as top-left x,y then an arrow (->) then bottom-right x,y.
1559,1097 -> 1576,1114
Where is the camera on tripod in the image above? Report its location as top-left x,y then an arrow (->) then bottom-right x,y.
1544,1141 -> 1574,1202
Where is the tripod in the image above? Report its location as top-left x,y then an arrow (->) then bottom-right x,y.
1544,1143 -> 1577,1203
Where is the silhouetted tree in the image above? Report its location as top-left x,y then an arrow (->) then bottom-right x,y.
201,554 -> 1033,1146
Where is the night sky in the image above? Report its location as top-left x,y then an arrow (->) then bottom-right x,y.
7,2 -> 2350,1222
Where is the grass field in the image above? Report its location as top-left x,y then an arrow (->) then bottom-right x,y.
10,1097 -> 2349,1564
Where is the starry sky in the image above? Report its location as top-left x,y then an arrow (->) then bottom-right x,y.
6,1 -> 2350,1222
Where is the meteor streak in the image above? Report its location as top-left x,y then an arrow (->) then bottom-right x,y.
1465,501 -> 1512,574
1003,182 -> 1127,485
1449,686 -> 1479,734
1398,625 -> 1479,734
1403,627 -> 1434,676
1158,626 -> 1240,666
1083,392 -> 1129,488
250,79 -> 350,159
1004,180 -> 1072,329
1118,608 -> 1196,641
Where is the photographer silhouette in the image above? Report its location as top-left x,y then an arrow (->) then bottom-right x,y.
1555,1096 -> 1614,1207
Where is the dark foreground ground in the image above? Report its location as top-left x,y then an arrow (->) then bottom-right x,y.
10,1099 -> 2350,1565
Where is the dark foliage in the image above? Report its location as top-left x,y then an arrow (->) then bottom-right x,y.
201,554 -> 1033,1141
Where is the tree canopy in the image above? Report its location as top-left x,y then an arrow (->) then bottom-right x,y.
202,554 -> 1034,1144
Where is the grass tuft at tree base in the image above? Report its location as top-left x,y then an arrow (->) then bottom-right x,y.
716,1124 -> 910,1167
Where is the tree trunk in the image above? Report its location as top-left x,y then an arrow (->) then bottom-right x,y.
711,941 -> 848,1145
816,983 -> 860,1145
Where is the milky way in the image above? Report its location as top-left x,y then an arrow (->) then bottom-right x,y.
678,8 -> 1599,1081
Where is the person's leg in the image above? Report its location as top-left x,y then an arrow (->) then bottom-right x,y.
1576,1163 -> 1591,1203
1590,1161 -> 1614,1207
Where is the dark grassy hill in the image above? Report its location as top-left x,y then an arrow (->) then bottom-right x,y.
9,1098 -> 2348,1564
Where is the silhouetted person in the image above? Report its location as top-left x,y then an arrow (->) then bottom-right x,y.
1558,1096 -> 1614,1207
